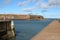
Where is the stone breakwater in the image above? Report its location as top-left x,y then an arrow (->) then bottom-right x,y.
31,20 -> 60,40
0,14 -> 44,20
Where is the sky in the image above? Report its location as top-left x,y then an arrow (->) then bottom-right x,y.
0,0 -> 60,18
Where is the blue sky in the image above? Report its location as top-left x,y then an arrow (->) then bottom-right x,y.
0,0 -> 60,18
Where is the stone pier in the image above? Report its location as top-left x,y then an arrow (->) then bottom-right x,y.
31,20 -> 60,40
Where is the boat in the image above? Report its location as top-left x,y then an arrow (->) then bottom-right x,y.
0,20 -> 16,40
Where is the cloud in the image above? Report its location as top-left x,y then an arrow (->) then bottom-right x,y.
17,0 -> 40,6
17,0 -> 60,12
17,1 -> 27,6
22,7 -> 35,12
35,0 -> 49,10
36,0 -> 60,9
5,0 -> 10,4
48,0 -> 60,7
34,0 -> 60,13
17,0 -> 30,6
26,0 -> 38,3
17,0 -> 48,12
37,2 -> 48,9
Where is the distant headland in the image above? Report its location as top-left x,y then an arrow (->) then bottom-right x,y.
0,14 -> 44,20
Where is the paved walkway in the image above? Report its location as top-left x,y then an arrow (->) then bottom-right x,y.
31,20 -> 60,40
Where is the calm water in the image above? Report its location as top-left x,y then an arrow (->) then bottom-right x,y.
13,19 -> 53,40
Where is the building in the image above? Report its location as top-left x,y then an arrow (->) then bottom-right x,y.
0,14 -> 44,20
30,15 -> 44,20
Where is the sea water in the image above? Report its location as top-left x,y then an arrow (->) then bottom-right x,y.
13,19 -> 53,40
